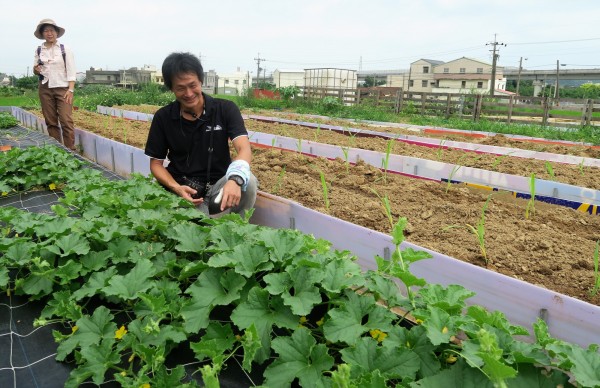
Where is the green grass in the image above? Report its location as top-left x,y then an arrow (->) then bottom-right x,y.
0,95 -> 38,107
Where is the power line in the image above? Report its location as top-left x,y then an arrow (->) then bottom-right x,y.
509,37 -> 600,45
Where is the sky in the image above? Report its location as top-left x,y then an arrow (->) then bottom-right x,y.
1,0 -> 599,78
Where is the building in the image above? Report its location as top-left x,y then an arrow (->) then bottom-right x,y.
217,67 -> 250,95
406,59 -> 444,92
432,57 -> 505,94
84,66 -> 155,88
203,69 -> 218,94
272,69 -> 304,88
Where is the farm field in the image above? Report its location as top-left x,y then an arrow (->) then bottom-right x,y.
27,107 -> 600,306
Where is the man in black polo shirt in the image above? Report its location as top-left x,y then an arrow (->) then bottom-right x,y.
145,52 -> 258,216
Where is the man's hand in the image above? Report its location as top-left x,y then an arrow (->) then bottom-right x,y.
220,180 -> 242,212
175,185 -> 204,206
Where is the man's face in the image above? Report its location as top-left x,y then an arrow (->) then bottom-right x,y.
172,72 -> 203,111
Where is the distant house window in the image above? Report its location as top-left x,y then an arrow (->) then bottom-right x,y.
409,80 -> 414,87
443,68 -> 449,73
225,79 -> 229,84
421,80 -> 428,87
107,76 -> 111,81
477,68 -> 483,74
460,68 -> 466,74
461,81 -> 466,88
423,66 -> 429,74
234,80 -> 239,85
477,81 -> 483,88
243,80 -> 247,84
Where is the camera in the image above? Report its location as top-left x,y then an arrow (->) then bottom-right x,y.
37,60 -> 44,81
181,176 -> 210,199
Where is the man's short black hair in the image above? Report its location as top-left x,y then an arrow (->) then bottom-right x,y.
162,52 -> 204,90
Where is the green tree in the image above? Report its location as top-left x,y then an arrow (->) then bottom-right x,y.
15,75 -> 39,90
362,76 -> 386,87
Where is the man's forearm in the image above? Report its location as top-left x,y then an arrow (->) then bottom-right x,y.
150,160 -> 180,192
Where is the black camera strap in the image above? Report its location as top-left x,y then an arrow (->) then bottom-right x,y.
180,105 -> 216,188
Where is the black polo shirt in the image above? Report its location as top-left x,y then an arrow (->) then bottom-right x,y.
145,93 -> 248,183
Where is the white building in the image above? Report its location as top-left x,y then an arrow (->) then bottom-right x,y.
272,69 -> 305,88
217,67 -> 250,95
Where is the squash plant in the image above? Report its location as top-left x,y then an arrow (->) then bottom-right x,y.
1,145 -> 599,387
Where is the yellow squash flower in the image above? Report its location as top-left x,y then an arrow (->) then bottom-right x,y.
115,325 -> 128,340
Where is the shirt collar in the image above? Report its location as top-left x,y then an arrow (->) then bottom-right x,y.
170,92 -> 214,121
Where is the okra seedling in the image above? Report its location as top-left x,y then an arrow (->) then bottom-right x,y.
525,173 -> 536,219
370,188 -> 394,230
380,139 -> 393,183
272,166 -> 286,194
445,155 -> 468,193
318,170 -> 330,211
545,161 -> 555,181
341,146 -> 350,174
579,158 -> 586,176
436,139 -> 447,160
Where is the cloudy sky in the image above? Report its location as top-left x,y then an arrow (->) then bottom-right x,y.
1,0 -> 598,78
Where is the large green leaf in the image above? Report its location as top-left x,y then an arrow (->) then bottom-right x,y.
44,234 -> 90,257
340,337 -> 420,380
323,290 -> 396,346
264,328 -> 334,387
56,306 -> 116,361
409,360 -> 494,388
320,256 -> 365,293
102,259 -> 156,300
208,243 -> 273,277
264,265 -> 323,316
181,268 -> 246,333
231,287 -> 297,362
163,223 -> 210,252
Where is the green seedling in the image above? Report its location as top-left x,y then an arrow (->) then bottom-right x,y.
341,146 -> 350,174
272,166 -> 286,194
578,158 -> 586,176
436,138 -> 447,160
525,173 -> 536,219
370,188 -> 394,229
490,151 -> 515,171
380,139 -> 393,183
443,195 -> 492,266
590,240 -> 600,296
318,170 -> 330,211
544,161 -> 555,180
445,154 -> 469,193
347,129 -> 357,147
314,124 -> 321,142
374,217 -> 432,307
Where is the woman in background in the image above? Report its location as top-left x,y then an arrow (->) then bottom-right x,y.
32,18 -> 77,150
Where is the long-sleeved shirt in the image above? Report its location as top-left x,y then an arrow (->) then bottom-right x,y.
33,40 -> 76,88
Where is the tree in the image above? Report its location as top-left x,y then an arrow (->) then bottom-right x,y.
15,75 -> 39,90
362,76 -> 386,87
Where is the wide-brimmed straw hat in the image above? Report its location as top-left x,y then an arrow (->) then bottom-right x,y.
34,19 -> 65,39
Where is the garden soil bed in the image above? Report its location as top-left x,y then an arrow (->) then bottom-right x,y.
29,108 -> 600,306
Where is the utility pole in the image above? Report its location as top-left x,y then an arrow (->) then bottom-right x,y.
486,35 -> 506,96
515,57 -> 527,96
254,53 -> 265,88
555,60 -> 560,100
